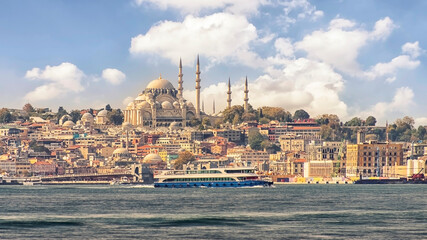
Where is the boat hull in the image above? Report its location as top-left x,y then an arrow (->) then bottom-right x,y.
154,180 -> 273,188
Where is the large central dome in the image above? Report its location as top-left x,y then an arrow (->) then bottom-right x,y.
146,76 -> 175,89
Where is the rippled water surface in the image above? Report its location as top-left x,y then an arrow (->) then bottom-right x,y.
0,184 -> 426,239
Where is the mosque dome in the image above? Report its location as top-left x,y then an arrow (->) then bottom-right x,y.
173,101 -> 180,109
137,101 -> 151,109
161,101 -> 173,109
127,102 -> 135,109
143,153 -> 163,164
97,110 -> 108,117
113,148 -> 129,156
169,121 -> 180,130
146,76 -> 174,89
81,113 -> 94,121
135,95 -> 145,101
62,120 -> 75,128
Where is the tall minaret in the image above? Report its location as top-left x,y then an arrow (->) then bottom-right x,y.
227,77 -> 232,109
213,99 -> 215,114
202,100 -> 205,113
244,76 -> 249,112
195,55 -> 201,119
178,58 -> 183,98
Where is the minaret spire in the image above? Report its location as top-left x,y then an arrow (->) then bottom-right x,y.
213,99 -> 215,114
178,58 -> 183,98
244,76 -> 249,112
195,55 -> 201,119
227,77 -> 232,109
202,100 -> 205,113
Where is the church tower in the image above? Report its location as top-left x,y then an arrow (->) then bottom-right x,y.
178,58 -> 183,98
195,55 -> 201,119
227,77 -> 232,109
244,76 -> 249,112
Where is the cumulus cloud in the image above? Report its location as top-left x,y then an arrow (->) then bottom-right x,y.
134,0 -> 268,16
24,62 -> 85,102
184,58 -> 347,117
402,41 -> 424,58
366,55 -> 420,79
281,0 -> 324,24
274,38 -> 294,58
130,13 -> 263,68
370,17 -> 397,40
361,87 -> 414,121
102,68 -> 126,85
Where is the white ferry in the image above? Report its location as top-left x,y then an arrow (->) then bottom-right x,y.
154,167 -> 273,188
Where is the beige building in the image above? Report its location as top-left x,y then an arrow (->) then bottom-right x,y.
346,141 -> 403,177
279,135 -> 305,152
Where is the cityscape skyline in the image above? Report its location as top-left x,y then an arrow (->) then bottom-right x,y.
0,0 -> 426,125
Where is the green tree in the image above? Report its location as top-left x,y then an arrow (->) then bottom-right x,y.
0,108 -> 14,123
242,112 -> 256,121
344,117 -> 362,126
365,116 -> 377,126
107,109 -> 124,125
320,125 -> 333,140
293,109 -> 310,120
105,104 -> 112,111
259,117 -> 270,124
248,131 -> 264,150
262,106 -> 292,122
417,126 -> 426,140
69,110 -> 81,123
232,114 -> 241,125
222,105 -> 244,124
173,151 -> 196,169
202,117 -> 211,127
57,106 -> 68,120
23,103 -> 35,113
189,117 -> 201,127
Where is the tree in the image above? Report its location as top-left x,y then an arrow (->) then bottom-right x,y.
69,110 -> 82,123
189,117 -> 201,127
365,116 -> 377,126
222,105 -> 244,124
23,103 -> 35,113
344,117 -> 362,126
417,126 -> 426,140
107,109 -> 124,125
320,125 -> 333,140
293,109 -> 310,120
105,104 -> 112,112
232,114 -> 240,125
57,106 -> 68,120
262,107 -> 292,122
0,108 -> 13,123
242,112 -> 256,121
259,117 -> 270,124
248,131 -> 264,150
173,151 -> 196,169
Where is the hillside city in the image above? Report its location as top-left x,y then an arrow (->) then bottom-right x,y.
1,97 -> 425,185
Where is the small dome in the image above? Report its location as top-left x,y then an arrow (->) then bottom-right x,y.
137,101 -> 151,109
169,122 -> 180,130
81,113 -> 94,121
127,102 -> 135,109
135,95 -> 145,101
161,101 -> 173,109
97,110 -> 108,117
146,77 -> 175,90
143,153 -> 163,164
62,120 -> 75,128
113,148 -> 129,155
173,101 -> 180,109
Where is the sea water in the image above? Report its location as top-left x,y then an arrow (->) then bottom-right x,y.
0,184 -> 426,239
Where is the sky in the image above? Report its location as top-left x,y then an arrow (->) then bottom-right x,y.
0,0 -> 426,125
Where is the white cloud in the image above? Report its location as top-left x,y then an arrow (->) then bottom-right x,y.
295,18 -> 368,75
102,68 -> 126,85
402,41 -> 424,58
130,13 -> 264,68
370,17 -> 397,40
415,117 -> 427,127
385,76 -> 396,83
361,87 -> 414,121
134,0 -> 268,16
274,38 -> 294,58
366,55 -> 420,79
281,0 -> 324,22
24,62 -> 85,102
184,58 -> 347,117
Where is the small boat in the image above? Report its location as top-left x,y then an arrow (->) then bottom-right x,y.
154,167 -> 273,188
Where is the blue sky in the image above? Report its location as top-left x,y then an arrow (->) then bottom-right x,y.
0,0 -> 426,125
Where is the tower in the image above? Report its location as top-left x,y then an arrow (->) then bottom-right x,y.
227,77 -> 232,109
244,76 -> 249,112
178,58 -> 183,98
213,99 -> 215,114
202,100 -> 205,113
195,55 -> 201,119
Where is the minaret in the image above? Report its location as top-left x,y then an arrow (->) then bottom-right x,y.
202,100 -> 205,113
244,76 -> 249,112
213,99 -> 215,114
195,55 -> 201,119
178,58 -> 183,98
227,77 -> 232,109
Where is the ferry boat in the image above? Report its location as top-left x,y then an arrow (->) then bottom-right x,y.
154,167 -> 273,188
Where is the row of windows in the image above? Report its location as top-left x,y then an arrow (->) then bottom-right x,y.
164,177 -> 235,182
